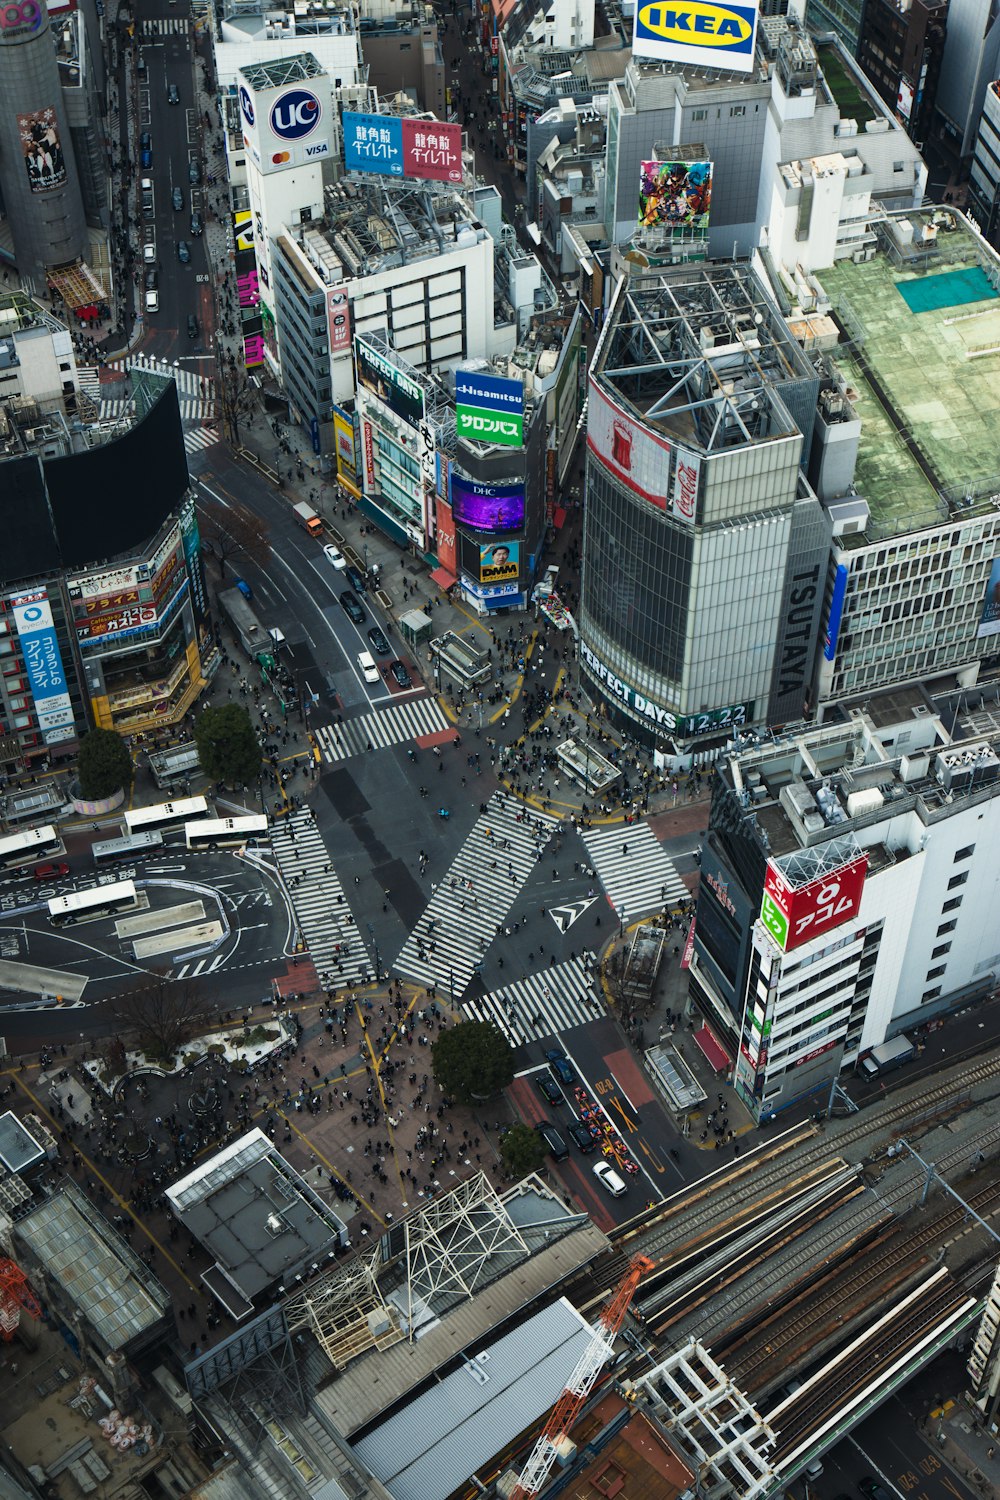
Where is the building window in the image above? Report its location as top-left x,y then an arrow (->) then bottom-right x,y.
931,941 -> 952,959
922,987 -> 942,1002
937,919 -> 957,936
947,871 -> 968,890
730,105 -> 746,117
954,844 -> 975,861
926,965 -> 947,981
942,896 -> 963,913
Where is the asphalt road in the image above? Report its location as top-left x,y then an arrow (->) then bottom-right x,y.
810,1384 -> 978,1500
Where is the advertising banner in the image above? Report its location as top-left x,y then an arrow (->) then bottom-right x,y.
823,563 -> 849,659
632,0 -> 759,75
896,77 -> 914,121
233,209 -> 254,253
355,336 -> 424,429
671,446 -> 700,525
10,592 -> 75,741
0,0 -> 47,42
976,557 -> 1000,638
362,420 -> 376,495
639,160 -> 712,231
333,408 -> 357,480
327,285 -> 351,354
436,498 -> 457,575
401,119 -> 463,183
18,106 -> 67,194
478,541 -> 519,583
179,499 -> 207,621
68,564 -> 140,601
455,369 -> 524,448
587,377 -> 671,511
343,111 -> 404,177
759,853 -> 868,954
450,473 -> 525,532
579,641 -> 750,738
239,72 -> 333,174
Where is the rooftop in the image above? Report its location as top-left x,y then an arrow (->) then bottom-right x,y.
569,1394 -> 695,1500
0,1111 -> 45,1174
818,209 -> 1000,541
238,50 -> 326,89
814,40 -> 878,124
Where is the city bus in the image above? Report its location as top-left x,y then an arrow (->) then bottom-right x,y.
47,880 -> 139,926
185,816 -> 268,851
0,825 -> 65,872
92,830 -> 165,864
124,796 -> 210,837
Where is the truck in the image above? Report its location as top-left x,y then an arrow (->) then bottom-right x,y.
292,500 -> 323,538
857,1033 -> 915,1081
218,586 -> 269,658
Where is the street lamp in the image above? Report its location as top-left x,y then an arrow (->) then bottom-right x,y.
618,904 -> 626,938
366,921 -> 380,983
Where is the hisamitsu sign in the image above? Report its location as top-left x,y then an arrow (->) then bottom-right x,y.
632,0 -> 759,75
455,369 -> 524,448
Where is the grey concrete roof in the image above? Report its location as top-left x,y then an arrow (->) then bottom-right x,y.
0,1111 -> 45,1174
352,1299 -> 594,1500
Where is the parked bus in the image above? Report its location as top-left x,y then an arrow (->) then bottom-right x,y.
0,825 -> 64,872
92,830 -> 165,864
185,816 -> 268,851
124,796 -> 210,837
48,880 -> 139,926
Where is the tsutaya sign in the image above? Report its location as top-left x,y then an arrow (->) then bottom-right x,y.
579,640 -> 751,739
632,0 -> 759,75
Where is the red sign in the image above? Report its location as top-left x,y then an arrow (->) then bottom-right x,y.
436,499 -> 457,574
362,420 -> 375,495
763,854 -> 868,953
680,915 -> 696,970
586,378 -> 670,510
327,285 -> 351,354
401,119 -> 463,183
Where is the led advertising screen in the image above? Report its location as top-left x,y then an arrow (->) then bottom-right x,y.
639,160 -> 712,231
450,474 -> 525,532
632,0 -> 759,75
977,557 -> 1000,639
479,541 -> 519,583
760,854 -> 868,953
355,336 -> 424,430
18,106 -> 66,194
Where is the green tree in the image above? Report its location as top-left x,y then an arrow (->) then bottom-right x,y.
77,729 -> 133,800
500,1122 -> 547,1180
432,1020 -> 513,1104
199,497 -> 271,579
111,970 -> 214,1064
194,703 -> 262,787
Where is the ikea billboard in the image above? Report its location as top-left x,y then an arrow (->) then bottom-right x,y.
632,0 -> 759,75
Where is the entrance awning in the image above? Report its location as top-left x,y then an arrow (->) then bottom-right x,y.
48,261 -> 106,312
430,567 -> 456,590
694,1022 -> 731,1076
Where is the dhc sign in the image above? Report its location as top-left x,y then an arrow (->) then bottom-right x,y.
633,0 -> 759,74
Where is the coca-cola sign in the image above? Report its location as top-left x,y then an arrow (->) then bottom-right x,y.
672,447 -> 699,525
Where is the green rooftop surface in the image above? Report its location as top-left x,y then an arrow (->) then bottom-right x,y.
816,44 -> 878,125
820,225 -> 1000,540
896,265 -> 999,313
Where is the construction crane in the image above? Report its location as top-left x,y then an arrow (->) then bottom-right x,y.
0,1258 -> 42,1341
509,1253 -> 655,1500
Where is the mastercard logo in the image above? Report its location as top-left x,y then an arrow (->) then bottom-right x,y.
271,150 -> 291,164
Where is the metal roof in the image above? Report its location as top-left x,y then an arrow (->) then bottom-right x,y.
13,1183 -> 171,1351
0,1111 -> 45,1174
351,1299 -> 595,1500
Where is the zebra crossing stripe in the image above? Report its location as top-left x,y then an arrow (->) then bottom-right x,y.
314,697 -> 449,763
461,956 -> 603,1048
140,18 -> 189,34
184,426 -> 219,454
581,823 -> 688,924
392,793 -> 560,998
270,810 -> 373,986
76,365 -> 102,400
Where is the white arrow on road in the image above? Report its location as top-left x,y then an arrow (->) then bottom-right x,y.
549,898 -> 598,932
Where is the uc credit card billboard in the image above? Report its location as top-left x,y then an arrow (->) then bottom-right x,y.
632,0 -> 759,75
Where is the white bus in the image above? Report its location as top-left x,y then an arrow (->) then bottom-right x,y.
48,880 -> 139,926
92,830 -> 165,864
0,825 -> 65,871
185,816 -> 268,851
124,796 -> 210,837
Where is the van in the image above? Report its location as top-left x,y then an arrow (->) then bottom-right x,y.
593,1161 -> 627,1197
358,650 -> 379,684
535,1122 -> 569,1162
145,289 -> 159,315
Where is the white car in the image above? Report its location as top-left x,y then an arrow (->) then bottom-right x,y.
323,543 -> 346,569
143,243 -> 156,264
145,289 -> 159,314
593,1161 -> 627,1197
357,650 -> 379,684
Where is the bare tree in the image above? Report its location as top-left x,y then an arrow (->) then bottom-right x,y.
199,497 -> 271,577
111,970 -> 215,1063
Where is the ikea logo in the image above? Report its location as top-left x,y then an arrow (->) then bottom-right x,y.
634,0 -> 758,67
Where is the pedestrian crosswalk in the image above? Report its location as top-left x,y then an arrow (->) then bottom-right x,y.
270,811 -> 374,987
461,956 -> 603,1048
392,793 -> 559,998
581,823 -> 687,925
139,18 -> 190,35
174,953 -> 226,980
76,365 -> 102,404
104,354 -> 216,421
313,697 -> 449,762
184,425 -> 219,455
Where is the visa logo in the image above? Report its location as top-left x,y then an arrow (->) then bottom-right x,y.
305,142 -> 330,158
636,1 -> 754,48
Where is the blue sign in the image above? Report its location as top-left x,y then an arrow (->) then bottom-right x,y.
11,594 -> 75,740
310,416 -> 321,455
455,369 -> 524,415
238,84 -> 255,126
823,563 -> 848,661
270,89 -> 322,142
343,111 -> 403,177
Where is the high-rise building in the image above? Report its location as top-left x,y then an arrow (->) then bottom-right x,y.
578,260 -> 830,753
854,0 -> 947,148
935,0 -> 1000,157
969,80 -> 1000,247
0,0 -> 88,281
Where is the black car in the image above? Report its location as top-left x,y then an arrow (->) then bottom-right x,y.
390,660 -> 412,689
172,186 -> 184,211
546,1049 -> 575,1085
188,158 -> 202,185
345,565 -> 367,594
189,211 -> 203,237
567,1121 -> 597,1154
367,627 -> 390,656
535,1121 -> 568,1161
177,240 -> 191,264
340,590 -> 366,625
167,82 -> 180,104
858,1483 -> 891,1500
187,313 -> 199,340
537,1074 -> 562,1106
144,268 -> 158,291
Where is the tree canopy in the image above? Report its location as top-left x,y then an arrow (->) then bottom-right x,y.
199,497 -> 271,577
500,1123 -> 547,1180
431,1020 -> 513,1104
111,970 -> 213,1064
194,702 -> 262,787
77,729 -> 133,800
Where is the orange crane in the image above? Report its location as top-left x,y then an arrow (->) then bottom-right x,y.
0,1258 -> 42,1341
509,1253 -> 654,1500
